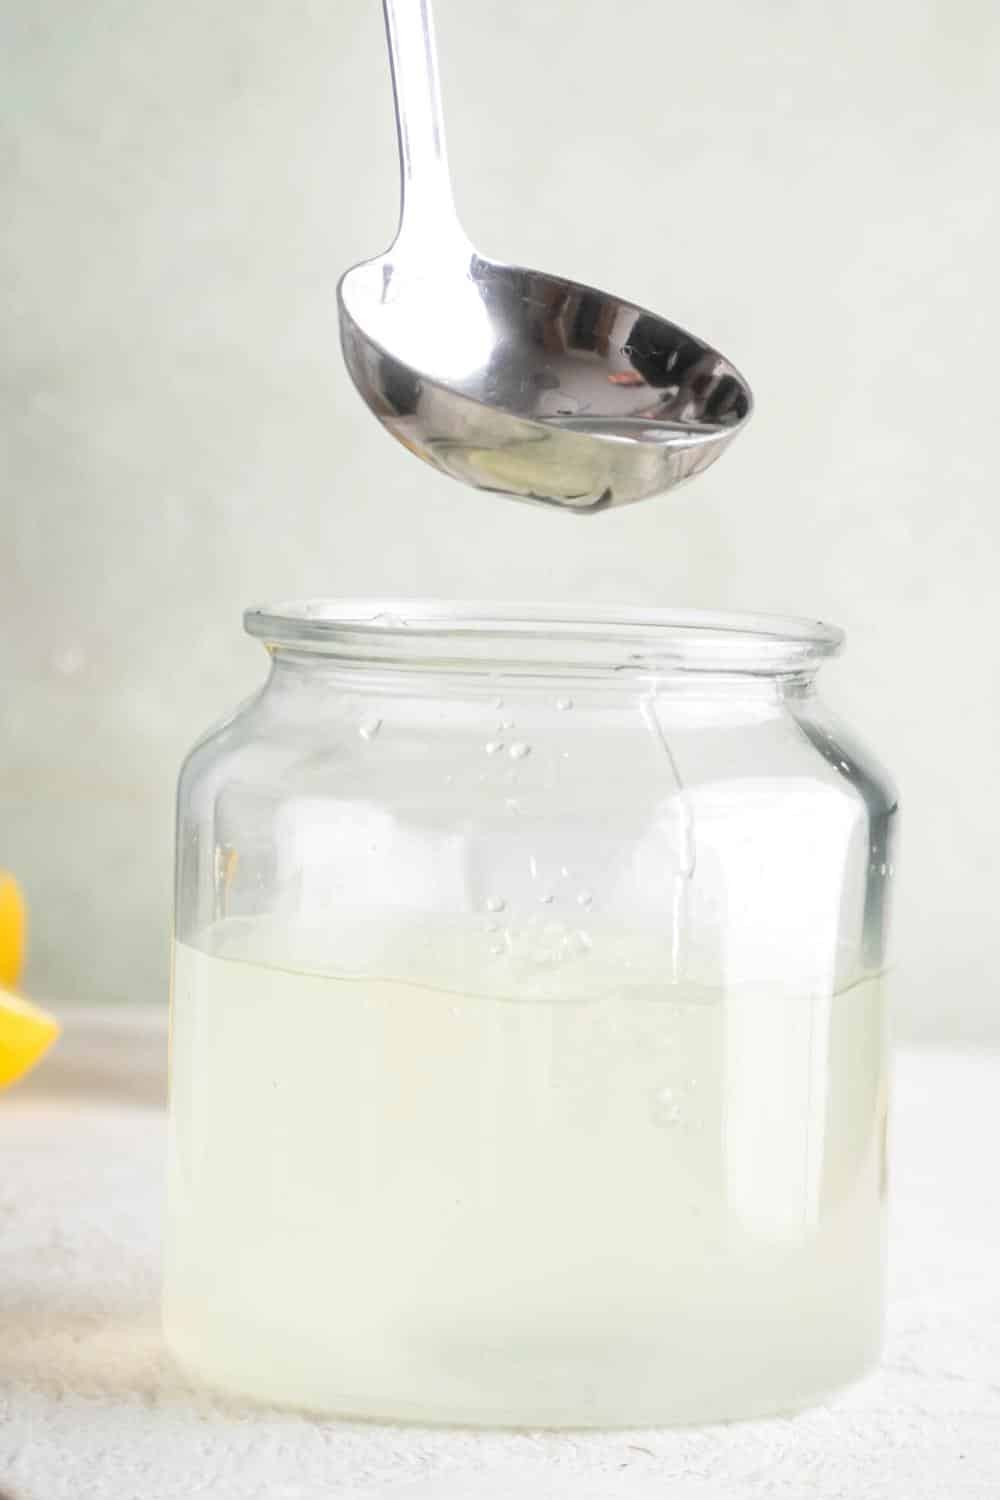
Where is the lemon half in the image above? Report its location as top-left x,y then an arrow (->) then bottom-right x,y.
0,873 -> 60,1088
0,872 -> 26,988
0,987 -> 60,1088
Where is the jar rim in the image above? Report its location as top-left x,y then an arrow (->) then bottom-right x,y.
244,598 -> 843,675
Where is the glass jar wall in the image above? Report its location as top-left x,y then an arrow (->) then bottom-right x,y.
165,601 -> 896,1426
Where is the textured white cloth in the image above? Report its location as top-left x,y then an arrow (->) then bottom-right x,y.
1,1010 -> 998,1500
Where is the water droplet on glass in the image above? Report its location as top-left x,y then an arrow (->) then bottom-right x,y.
486,896 -> 506,913
556,697 -> 573,711
493,697 -> 504,709
500,719 -> 514,731
539,891 -> 554,905
485,741 -> 503,756
509,742 -> 531,760
53,643 -> 87,677
560,865 -> 571,879
490,943 -> 505,957
359,717 -> 382,742
486,921 -> 501,934
577,890 -> 593,908
505,796 -> 521,813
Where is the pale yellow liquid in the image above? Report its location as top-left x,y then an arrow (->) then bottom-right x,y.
165,930 -> 887,1426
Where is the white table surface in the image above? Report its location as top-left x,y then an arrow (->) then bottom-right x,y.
1,1009 -> 998,1500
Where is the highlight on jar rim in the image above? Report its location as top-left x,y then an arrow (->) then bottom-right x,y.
243,598 -> 845,674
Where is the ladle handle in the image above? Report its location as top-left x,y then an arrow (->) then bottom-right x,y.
382,0 -> 469,258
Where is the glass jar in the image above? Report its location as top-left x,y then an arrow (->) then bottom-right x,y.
165,600 -> 896,1427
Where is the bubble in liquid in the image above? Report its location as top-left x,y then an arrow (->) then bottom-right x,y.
485,741 -> 503,756
505,796 -> 521,813
556,696 -> 574,711
490,943 -> 506,957
508,742 -> 531,760
500,719 -> 514,731
359,717 -> 382,742
555,928 -> 593,962
486,921 -> 501,934
494,697 -> 504,709
577,890 -> 593,908
539,891 -> 554,905
486,896 -> 506,913
650,1086 -> 682,1127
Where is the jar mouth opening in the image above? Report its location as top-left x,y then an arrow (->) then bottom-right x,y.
244,599 -> 843,675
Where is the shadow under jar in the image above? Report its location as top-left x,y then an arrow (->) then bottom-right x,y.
165,600 -> 897,1427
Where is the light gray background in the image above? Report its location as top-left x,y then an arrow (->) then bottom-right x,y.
2,0 -> 997,1039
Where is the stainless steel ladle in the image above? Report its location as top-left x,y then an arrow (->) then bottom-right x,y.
339,0 -> 753,512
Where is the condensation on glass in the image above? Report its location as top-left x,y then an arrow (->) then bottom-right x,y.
165,600 -> 897,1427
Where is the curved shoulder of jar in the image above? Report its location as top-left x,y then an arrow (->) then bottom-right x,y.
177,685 -> 274,794
787,701 -> 899,818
